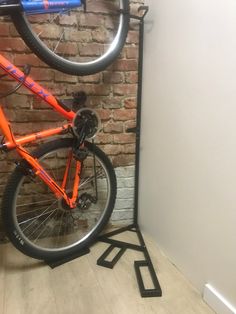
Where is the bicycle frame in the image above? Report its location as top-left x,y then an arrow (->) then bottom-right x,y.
0,53 -> 81,208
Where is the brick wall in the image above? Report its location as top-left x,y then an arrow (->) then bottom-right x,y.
0,0 -> 143,231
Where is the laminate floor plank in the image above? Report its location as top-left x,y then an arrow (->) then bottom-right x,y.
3,244 -> 57,314
50,254 -> 111,314
0,244 -> 6,314
0,231 -> 215,314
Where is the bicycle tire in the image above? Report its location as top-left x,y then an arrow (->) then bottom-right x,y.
11,0 -> 130,75
2,138 -> 117,260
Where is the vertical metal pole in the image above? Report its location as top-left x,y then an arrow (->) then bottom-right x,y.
133,19 -> 144,226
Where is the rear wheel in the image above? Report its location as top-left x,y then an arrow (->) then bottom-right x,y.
2,139 -> 116,260
11,0 -> 130,75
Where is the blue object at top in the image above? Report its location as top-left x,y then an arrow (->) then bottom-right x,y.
21,0 -> 82,15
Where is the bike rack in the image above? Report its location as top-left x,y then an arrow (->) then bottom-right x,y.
96,6 -> 162,298
45,5 -> 162,297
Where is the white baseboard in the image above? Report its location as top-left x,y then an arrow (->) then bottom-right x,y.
203,284 -> 236,314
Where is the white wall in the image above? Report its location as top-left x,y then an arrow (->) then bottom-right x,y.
140,0 -> 236,307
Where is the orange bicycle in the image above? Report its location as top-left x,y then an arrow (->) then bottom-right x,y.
0,53 -> 116,260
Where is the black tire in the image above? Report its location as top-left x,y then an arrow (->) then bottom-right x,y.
2,138 -> 116,260
11,0 -> 130,75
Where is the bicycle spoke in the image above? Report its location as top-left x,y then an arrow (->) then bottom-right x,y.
36,12 -> 61,37
49,165 -> 58,183
32,208 -> 60,243
79,169 -> 103,188
27,207 -> 59,240
21,200 -> 58,232
55,210 -> 66,248
53,30 -> 65,53
18,209 -> 56,225
17,199 -> 55,208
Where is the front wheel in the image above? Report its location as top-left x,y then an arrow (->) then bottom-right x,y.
2,139 -> 117,260
11,0 -> 130,75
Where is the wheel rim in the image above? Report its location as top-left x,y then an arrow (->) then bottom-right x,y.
13,144 -> 111,252
21,0 -> 125,68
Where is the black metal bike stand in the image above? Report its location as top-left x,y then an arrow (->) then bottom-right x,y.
96,7 -> 162,298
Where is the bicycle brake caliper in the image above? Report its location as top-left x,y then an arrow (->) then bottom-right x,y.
73,147 -> 88,162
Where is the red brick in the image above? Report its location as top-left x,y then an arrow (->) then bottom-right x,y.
113,84 -> 137,96
124,121 -> 136,132
67,84 -> 110,96
9,24 -> 19,37
95,133 -> 113,144
5,94 -> 31,109
102,97 -> 123,109
100,145 -> 123,155
92,29 -> 108,43
30,68 -> 55,81
79,43 -> 102,56
86,2 -> 112,14
0,38 -> 28,52
59,15 -> 77,26
126,46 -> 138,59
33,25 -> 61,39
113,109 -> 136,121
79,74 -> 101,84
12,121 -> 62,135
0,23 -> 10,37
124,98 -> 137,109
112,154 -> 135,167
123,144 -> 136,154
103,122 -> 123,133
54,73 -> 78,83
114,133 -> 135,144
43,83 -> 67,96
96,109 -> 112,121
103,72 -> 124,84
79,13 -> 101,28
5,109 -> 62,122
27,14 -> 50,23
65,29 -> 92,42
126,31 -> 139,44
125,72 -> 138,84
112,59 -> 138,71
56,42 -> 78,56
14,54 -> 48,67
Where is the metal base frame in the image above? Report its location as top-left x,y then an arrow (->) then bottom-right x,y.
97,224 -> 162,297
96,7 -> 163,298
42,5 -> 162,297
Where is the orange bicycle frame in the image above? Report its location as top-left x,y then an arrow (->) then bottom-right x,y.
0,54 -> 81,208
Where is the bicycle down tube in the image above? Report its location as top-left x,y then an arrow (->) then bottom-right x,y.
0,53 -> 80,208
0,54 -> 75,120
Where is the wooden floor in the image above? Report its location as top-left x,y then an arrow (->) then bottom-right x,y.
0,230 -> 215,314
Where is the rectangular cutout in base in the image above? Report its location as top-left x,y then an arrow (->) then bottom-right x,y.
134,260 -> 162,297
97,245 -> 126,269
